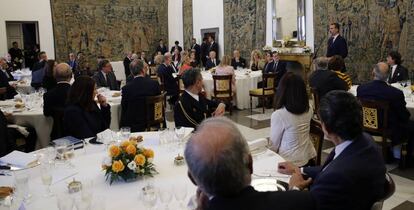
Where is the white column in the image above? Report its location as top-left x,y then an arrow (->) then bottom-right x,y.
305,0 -> 314,51
168,0 -> 184,51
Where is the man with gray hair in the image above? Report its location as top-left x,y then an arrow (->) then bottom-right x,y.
357,62 -> 414,164
43,63 -> 72,139
309,57 -> 348,100
185,117 -> 315,210
0,57 -> 17,100
120,59 -> 161,132
157,52 -> 179,104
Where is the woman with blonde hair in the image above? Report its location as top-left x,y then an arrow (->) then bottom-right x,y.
179,55 -> 192,75
250,49 -> 265,71
215,55 -> 236,92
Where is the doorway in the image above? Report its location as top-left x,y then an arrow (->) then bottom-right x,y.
6,21 -> 40,69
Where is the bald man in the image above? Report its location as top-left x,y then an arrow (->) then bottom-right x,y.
185,117 -> 315,210
357,62 -> 414,162
231,50 -> 246,70
43,63 -> 72,139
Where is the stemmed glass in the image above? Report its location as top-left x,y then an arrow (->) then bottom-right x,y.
174,184 -> 188,209
158,185 -> 173,210
175,127 -> 186,150
40,163 -> 54,197
57,193 -> 74,210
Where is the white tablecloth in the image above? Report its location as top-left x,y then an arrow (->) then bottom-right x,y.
350,85 -> 414,120
0,130 -> 287,210
0,91 -> 122,149
201,70 -> 262,109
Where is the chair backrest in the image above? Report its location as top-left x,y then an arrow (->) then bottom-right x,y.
176,75 -> 185,93
212,74 -> 233,98
145,93 -> 166,130
311,87 -> 320,115
309,119 -> 324,165
149,66 -> 157,76
371,173 -> 395,210
358,98 -> 389,135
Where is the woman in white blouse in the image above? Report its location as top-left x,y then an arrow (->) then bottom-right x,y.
270,72 -> 316,167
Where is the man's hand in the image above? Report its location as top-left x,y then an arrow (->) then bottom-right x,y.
195,188 -> 209,210
97,94 -> 108,107
212,103 -> 225,117
277,161 -> 299,175
289,169 -> 312,190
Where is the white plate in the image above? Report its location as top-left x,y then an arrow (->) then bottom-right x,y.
251,178 -> 286,192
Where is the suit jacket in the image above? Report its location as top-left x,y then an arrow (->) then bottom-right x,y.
0,70 -> 17,100
208,42 -> 219,58
67,60 -> 77,70
326,35 -> 348,58
156,45 -> 168,55
309,70 -> 348,99
43,83 -> 71,140
93,71 -> 119,90
207,186 -> 315,210
303,133 -> 386,210
123,57 -> 132,77
264,60 -> 287,87
170,45 -> 183,54
357,80 -> 410,144
205,58 -> 220,70
191,43 -> 201,61
174,91 -> 218,128
388,65 -> 409,84
120,76 -> 161,132
1,69 -> 14,81
157,64 -> 178,96
0,110 -> 14,157
32,60 -> 47,72
200,42 -> 209,66
231,57 -> 247,70
63,103 -> 111,139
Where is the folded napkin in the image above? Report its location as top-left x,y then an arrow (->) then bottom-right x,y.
248,138 -> 268,153
0,151 -> 37,168
97,129 -> 117,143
7,125 -> 29,137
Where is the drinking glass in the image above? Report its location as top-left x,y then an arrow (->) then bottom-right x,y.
57,193 -> 74,210
81,179 -> 94,204
140,185 -> 157,210
13,171 -> 31,203
174,184 -> 188,209
175,127 -> 186,149
40,163 -> 54,197
120,127 -> 131,140
158,185 -> 173,210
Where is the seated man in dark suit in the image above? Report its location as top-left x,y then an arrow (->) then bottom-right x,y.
279,90 -> 386,210
121,59 -> 161,132
0,57 -> 17,100
43,63 -> 72,140
387,51 -> 409,84
31,51 -> 47,72
357,62 -> 414,160
0,110 -> 36,157
92,59 -> 119,90
309,57 -> 348,99
157,53 -> 179,104
263,51 -> 287,88
185,117 -> 315,210
231,50 -> 246,70
205,51 -> 220,70
174,68 -> 225,128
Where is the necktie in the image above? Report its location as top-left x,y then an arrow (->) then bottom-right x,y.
106,74 -> 111,88
273,62 -> 278,72
321,149 -> 336,171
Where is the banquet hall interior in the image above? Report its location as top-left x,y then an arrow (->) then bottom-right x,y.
1,0 -> 414,209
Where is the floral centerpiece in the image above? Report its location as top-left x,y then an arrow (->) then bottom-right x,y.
102,136 -> 157,184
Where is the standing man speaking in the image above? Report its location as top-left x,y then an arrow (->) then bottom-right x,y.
327,23 -> 348,71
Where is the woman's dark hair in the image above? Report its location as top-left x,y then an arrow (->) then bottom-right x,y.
388,51 -> 402,65
274,72 -> 309,114
328,55 -> 345,72
67,76 -> 96,111
45,59 -> 55,77
319,90 -> 362,140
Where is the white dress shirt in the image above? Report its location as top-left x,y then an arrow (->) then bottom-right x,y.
333,140 -> 352,160
332,34 -> 339,43
185,90 -> 199,101
270,106 -> 317,166
390,64 -> 397,79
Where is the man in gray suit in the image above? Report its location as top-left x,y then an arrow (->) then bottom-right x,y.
93,59 -> 119,90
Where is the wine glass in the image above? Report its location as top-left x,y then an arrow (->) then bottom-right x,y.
175,127 -> 186,149
158,185 -> 173,210
40,163 -> 54,197
174,184 -> 188,209
13,171 -> 31,203
57,193 -> 74,210
140,185 -> 157,210
81,179 -> 94,204
64,143 -> 75,168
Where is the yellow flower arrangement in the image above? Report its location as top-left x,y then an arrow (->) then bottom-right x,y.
102,136 -> 157,184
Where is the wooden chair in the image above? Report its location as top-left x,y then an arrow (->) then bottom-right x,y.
149,66 -> 158,80
249,73 -> 276,113
371,173 -> 395,210
176,74 -> 185,94
145,93 -> 166,131
309,118 -> 324,165
359,98 -> 409,168
311,87 -> 320,119
212,74 -> 233,115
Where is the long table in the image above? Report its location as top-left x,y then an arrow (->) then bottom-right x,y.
0,130 -> 288,209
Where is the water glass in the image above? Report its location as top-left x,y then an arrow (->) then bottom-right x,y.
140,185 -> 157,209
81,179 -> 94,203
120,127 -> 131,140
174,184 -> 188,208
158,185 -> 173,209
57,193 -> 74,210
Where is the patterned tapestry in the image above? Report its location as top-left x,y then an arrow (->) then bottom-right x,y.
183,0 -> 193,50
50,0 -> 168,67
313,0 -> 414,83
223,0 -> 267,61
